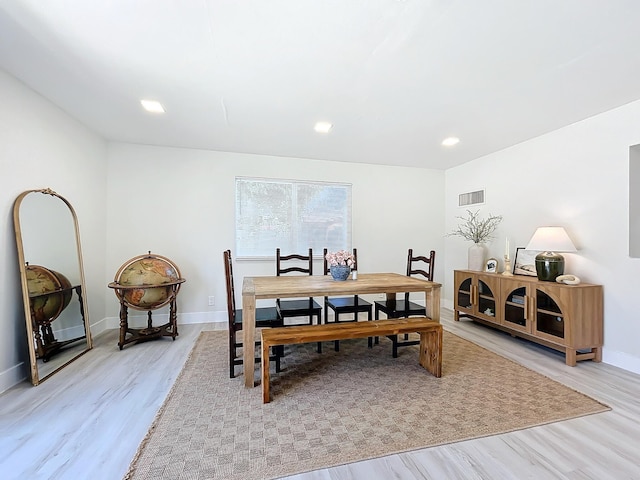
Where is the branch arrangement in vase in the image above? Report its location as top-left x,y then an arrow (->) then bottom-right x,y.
448,209 -> 503,244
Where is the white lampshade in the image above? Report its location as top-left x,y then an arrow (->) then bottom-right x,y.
526,226 -> 577,252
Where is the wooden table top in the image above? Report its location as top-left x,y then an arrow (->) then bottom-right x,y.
242,272 -> 441,299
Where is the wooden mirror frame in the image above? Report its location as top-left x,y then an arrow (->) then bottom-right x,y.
13,188 -> 93,385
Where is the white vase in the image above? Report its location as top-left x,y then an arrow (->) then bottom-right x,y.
468,243 -> 486,271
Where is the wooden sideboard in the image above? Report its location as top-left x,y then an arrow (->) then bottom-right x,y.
453,270 -> 603,366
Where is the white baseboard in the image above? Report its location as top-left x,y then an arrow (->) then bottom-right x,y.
0,362 -> 27,395
100,311 -> 227,330
602,350 -> 640,375
89,316 -> 111,337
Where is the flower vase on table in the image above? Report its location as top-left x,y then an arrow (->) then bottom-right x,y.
329,265 -> 351,281
325,250 -> 355,281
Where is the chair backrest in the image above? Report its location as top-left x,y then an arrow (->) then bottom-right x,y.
223,250 -> 237,327
406,249 -> 435,281
323,248 -> 358,275
276,248 -> 313,276
403,249 -> 435,304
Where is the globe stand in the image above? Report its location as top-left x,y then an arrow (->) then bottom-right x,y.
109,280 -> 185,349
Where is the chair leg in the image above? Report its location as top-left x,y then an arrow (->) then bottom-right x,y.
274,346 -> 281,373
367,309 -> 373,348
229,330 -> 237,378
316,312 -> 323,353
333,310 -> 340,351
391,334 -> 399,358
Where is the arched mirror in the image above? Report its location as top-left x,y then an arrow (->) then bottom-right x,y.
13,188 -> 92,385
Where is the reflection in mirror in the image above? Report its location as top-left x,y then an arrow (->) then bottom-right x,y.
13,188 -> 92,385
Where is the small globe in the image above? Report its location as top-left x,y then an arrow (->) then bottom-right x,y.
26,265 -> 72,323
114,254 -> 182,310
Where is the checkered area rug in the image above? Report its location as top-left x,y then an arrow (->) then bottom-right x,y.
124,330 -> 609,480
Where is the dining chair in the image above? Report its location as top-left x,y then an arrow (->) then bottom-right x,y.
275,248 -> 323,352
323,248 -> 373,351
374,249 -> 436,357
224,250 -> 282,378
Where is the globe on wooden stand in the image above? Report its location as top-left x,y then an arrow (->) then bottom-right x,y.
108,252 -> 185,350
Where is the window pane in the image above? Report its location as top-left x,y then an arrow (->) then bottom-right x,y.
236,179 -> 292,257
297,183 -> 350,253
236,178 -> 351,258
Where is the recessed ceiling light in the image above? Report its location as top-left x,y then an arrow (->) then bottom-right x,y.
140,99 -> 165,113
314,122 -> 333,134
442,136 -> 460,146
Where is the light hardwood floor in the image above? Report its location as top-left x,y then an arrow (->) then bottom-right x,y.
2,309 -> 640,480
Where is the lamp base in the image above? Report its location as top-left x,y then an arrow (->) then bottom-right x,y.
534,252 -> 564,282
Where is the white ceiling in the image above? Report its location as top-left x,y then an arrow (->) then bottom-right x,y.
2,1 -> 640,170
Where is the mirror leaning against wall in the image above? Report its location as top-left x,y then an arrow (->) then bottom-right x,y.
13,188 -> 92,385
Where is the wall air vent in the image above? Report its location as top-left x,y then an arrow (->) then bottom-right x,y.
458,189 -> 485,207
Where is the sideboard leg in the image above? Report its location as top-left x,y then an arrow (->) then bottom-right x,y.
593,346 -> 602,363
565,348 -> 577,367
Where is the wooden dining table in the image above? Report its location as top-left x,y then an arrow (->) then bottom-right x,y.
241,272 -> 442,388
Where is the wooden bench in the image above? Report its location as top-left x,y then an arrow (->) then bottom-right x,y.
260,317 -> 443,403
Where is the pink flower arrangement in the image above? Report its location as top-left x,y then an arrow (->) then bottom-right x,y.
325,250 -> 355,267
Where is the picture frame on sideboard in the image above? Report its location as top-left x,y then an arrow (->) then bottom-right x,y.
513,247 -> 538,276
485,257 -> 498,273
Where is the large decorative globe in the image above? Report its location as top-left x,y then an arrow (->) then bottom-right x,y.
113,253 -> 182,310
26,265 -> 72,323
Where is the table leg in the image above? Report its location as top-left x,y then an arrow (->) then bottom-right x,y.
242,292 -> 256,388
426,285 -> 441,322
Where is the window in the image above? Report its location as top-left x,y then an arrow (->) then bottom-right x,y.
235,177 -> 352,258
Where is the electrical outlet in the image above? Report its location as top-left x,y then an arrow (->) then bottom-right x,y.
208,296 -> 215,306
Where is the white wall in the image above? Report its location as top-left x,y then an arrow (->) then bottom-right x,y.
0,69 -> 108,392
105,143 -> 445,326
444,99 -> 640,374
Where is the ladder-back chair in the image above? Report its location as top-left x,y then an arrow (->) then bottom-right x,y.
323,248 -> 373,351
224,250 -> 282,378
374,249 -> 436,357
275,248 -> 323,352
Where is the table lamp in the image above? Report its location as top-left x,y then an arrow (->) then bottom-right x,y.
525,226 -> 577,281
